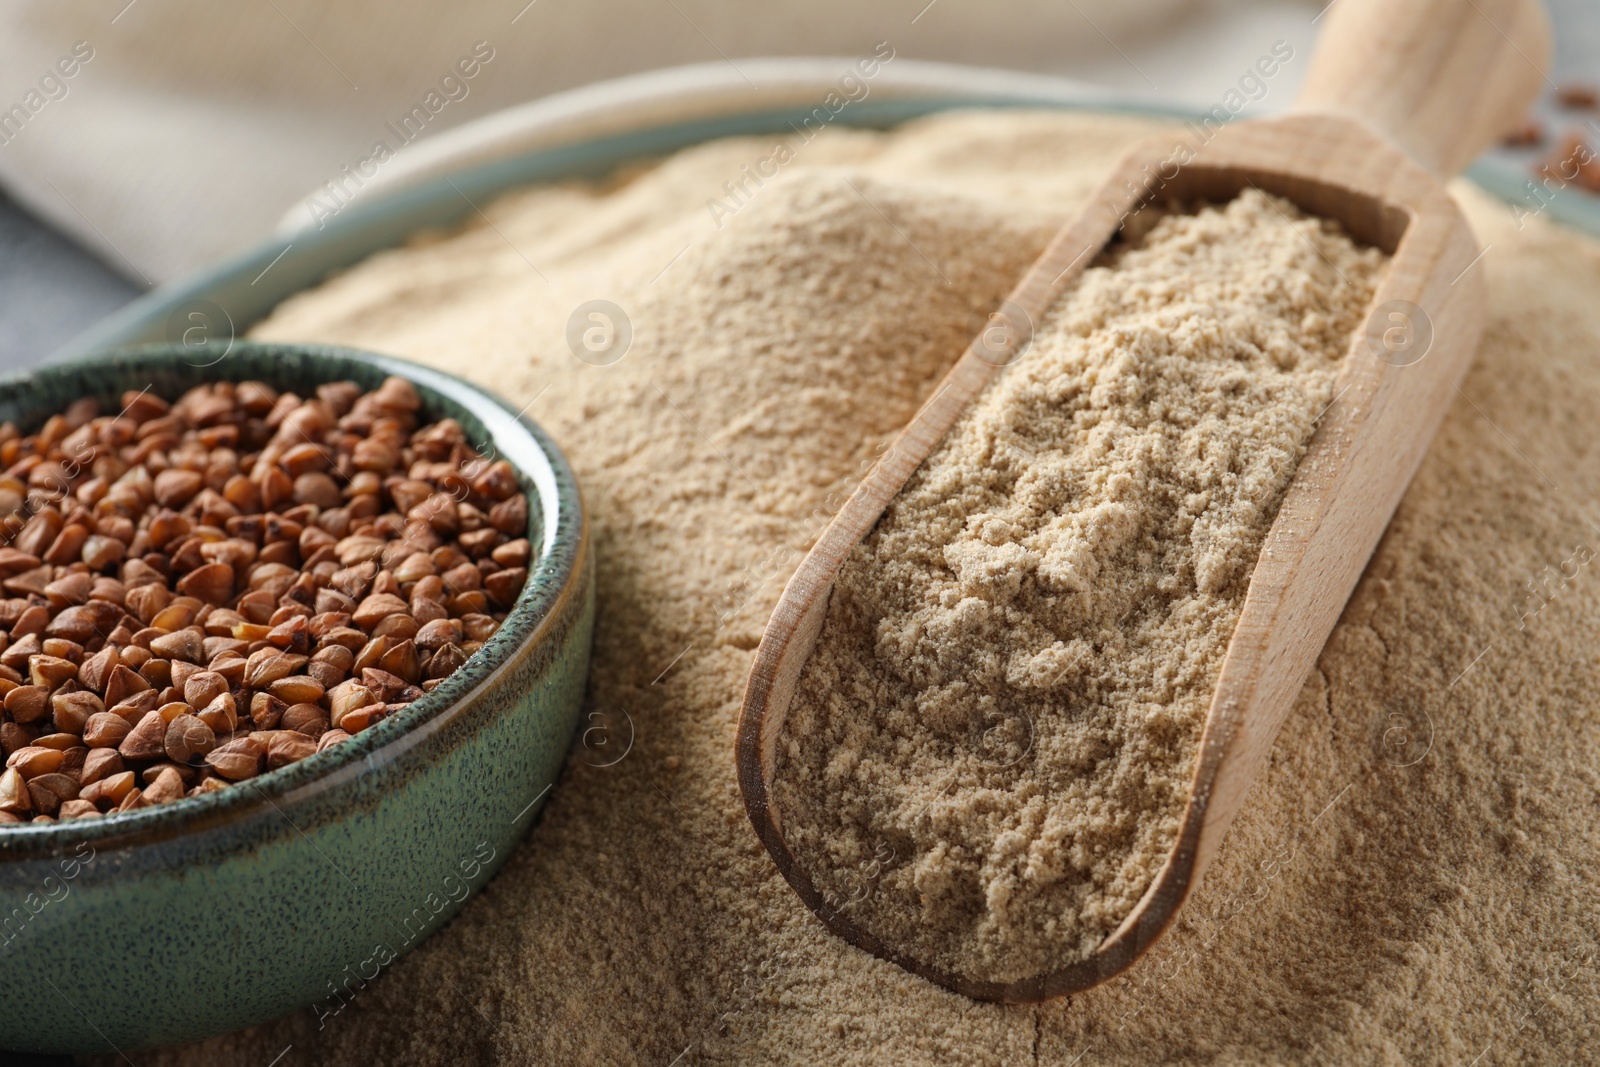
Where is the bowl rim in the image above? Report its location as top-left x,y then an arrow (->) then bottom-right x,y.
0,341 -> 587,859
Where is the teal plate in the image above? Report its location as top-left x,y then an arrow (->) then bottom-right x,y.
0,343 -> 593,1053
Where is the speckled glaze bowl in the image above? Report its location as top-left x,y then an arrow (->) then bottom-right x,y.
0,342 -> 592,1054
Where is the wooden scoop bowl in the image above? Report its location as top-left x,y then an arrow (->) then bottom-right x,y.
736,0 -> 1550,1002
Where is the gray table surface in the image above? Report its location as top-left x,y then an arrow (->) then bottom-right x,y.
0,189 -> 139,373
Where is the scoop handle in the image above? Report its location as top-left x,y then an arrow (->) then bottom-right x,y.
1292,0 -> 1551,176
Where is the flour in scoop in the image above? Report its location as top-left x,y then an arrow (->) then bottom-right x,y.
773,188 -> 1387,985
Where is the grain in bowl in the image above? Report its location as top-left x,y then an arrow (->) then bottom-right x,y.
0,374 -> 530,822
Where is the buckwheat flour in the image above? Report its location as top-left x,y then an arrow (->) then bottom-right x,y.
772,189 -> 1386,985
136,109 -> 1600,1065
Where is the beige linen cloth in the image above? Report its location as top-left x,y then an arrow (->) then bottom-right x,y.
0,0 -> 1309,286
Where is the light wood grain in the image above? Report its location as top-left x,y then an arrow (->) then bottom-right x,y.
737,0 -> 1550,1002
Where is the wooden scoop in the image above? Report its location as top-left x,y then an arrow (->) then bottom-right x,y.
736,0 -> 1551,1002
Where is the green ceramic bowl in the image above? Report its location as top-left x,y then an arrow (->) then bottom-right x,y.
0,342 -> 593,1054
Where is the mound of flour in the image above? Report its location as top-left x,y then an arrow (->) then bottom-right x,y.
134,111 -> 1600,1065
